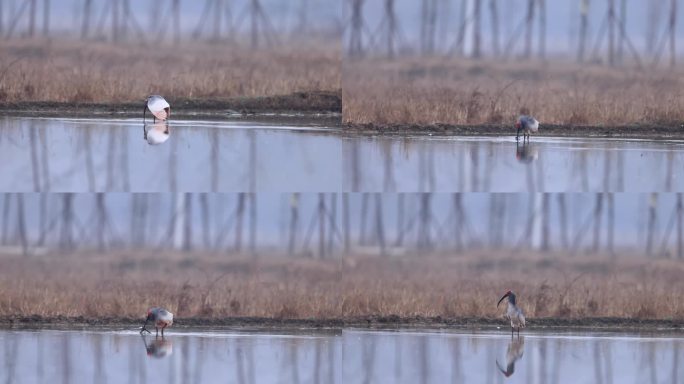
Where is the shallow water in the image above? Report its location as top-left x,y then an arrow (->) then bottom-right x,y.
2,117 -> 684,192
0,328 -> 681,383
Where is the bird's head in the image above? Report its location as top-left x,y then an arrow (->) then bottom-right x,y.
497,290 -> 513,307
515,121 -> 521,129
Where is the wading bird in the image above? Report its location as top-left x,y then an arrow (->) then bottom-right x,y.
144,95 -> 171,123
140,307 -> 174,337
495,337 -> 524,377
497,290 -> 525,337
515,115 -> 539,142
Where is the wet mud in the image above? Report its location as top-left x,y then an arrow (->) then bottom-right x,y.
1,315 -> 682,333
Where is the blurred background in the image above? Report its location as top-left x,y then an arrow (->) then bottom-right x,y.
1,0 -> 341,44
342,0 -> 684,126
1,193 -> 682,259
0,0 -> 341,104
344,0 -> 682,63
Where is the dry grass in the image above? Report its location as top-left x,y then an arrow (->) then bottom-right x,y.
0,250 -> 683,321
343,57 -> 684,126
0,39 -> 340,103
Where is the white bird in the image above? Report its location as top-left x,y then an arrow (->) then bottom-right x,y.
497,290 -> 526,337
144,121 -> 170,145
515,115 -> 539,142
144,95 -> 171,123
140,307 -> 174,337
495,337 -> 525,377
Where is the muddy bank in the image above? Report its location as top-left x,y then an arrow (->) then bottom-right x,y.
0,91 -> 341,120
344,122 -> 684,139
1,315 -> 682,332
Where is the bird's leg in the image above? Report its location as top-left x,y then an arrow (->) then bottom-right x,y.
140,318 -> 150,334
161,325 -> 166,337
516,127 -> 521,141
155,327 -> 159,337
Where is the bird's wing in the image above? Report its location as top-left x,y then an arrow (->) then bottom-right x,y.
519,312 -> 526,327
148,96 -> 170,112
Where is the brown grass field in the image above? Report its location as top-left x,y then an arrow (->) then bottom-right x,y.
0,39 -> 340,104
343,57 -> 684,127
0,250 -> 683,322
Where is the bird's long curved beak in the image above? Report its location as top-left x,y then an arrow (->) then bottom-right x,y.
497,292 -> 510,307
140,318 -> 151,334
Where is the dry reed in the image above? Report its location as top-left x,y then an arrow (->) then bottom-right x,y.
0,39 -> 340,103
0,250 -> 682,321
343,57 -> 684,127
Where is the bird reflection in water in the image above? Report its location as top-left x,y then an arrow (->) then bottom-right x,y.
495,337 -> 524,378
140,335 -> 173,359
143,122 -> 170,145
515,141 -> 538,163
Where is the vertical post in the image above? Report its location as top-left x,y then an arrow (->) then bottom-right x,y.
538,0 -> 545,59
421,0 -> 428,54
677,193 -> 682,259
608,0 -> 615,66
173,0 -> 181,45
524,0 -> 535,59
607,193 -> 614,255
578,0 -> 589,62
386,0 -> 395,58
214,0 -> 222,40
318,193 -> 326,259
472,0 -> 482,58
646,194 -> 657,256
234,193 -> 245,252
183,194 -> 192,252
489,0 -> 499,56
454,193 -> 463,252
617,0 -> 626,62
288,193 -> 299,256
42,0 -> 49,36
374,194 -> 385,256
342,194 -> 350,254
29,0 -> 37,37
646,1 -> 658,56
670,0 -> 677,67
541,194 -> 550,251
112,0 -> 119,42
60,194 -> 74,251
82,0 -> 92,39
349,0 -> 364,58
249,193 -> 256,256
456,0 -> 467,57
298,0 -> 308,33
96,194 -> 106,251
16,194 -> 27,255
592,194 -> 603,253
0,0 -> 4,36
558,195 -> 568,249
251,0 -> 259,49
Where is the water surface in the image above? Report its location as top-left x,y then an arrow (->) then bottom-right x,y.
0,328 -> 681,383
1,117 -> 684,192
